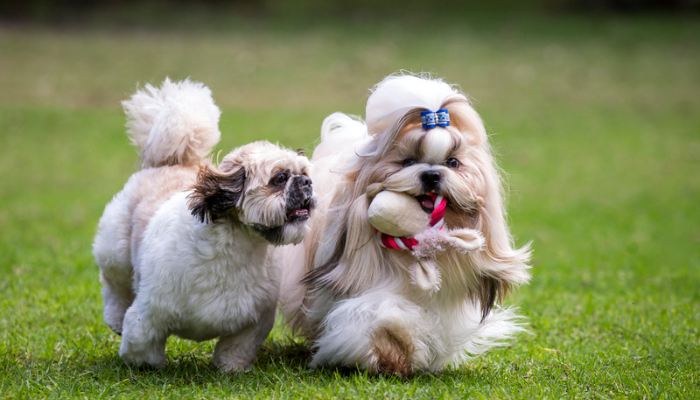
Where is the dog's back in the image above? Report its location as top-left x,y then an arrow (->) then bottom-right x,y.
93,78 -> 221,334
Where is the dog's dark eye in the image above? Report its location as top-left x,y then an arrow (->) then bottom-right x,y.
446,158 -> 460,169
402,158 -> 416,167
271,173 -> 289,186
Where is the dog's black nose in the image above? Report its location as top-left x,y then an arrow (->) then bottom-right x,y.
293,175 -> 312,191
420,171 -> 441,192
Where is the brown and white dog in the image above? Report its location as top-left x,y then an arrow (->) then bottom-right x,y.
280,73 -> 531,376
93,79 -> 315,371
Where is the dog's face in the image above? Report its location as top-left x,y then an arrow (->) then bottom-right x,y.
188,141 -> 316,245
364,103 -> 489,231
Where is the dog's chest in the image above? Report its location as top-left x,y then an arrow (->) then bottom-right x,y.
172,252 -> 278,341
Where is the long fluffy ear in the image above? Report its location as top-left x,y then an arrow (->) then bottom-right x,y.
302,190 -> 385,296
470,197 -> 531,321
436,100 -> 531,321
187,163 -> 246,223
465,135 -> 531,322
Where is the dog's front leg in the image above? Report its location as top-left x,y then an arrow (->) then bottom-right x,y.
212,305 -> 276,372
119,303 -> 167,368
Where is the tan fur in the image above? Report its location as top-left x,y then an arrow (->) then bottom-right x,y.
370,327 -> 414,377
128,165 -> 202,255
102,165 -> 202,298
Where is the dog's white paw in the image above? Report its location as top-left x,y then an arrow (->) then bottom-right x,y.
212,357 -> 254,373
120,347 -> 167,369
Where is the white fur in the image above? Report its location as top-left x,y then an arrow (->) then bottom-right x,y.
422,128 -> 453,163
94,79 -> 314,371
365,74 -> 457,136
123,77 -> 221,168
118,191 -> 280,370
119,192 -> 279,370
308,287 -> 527,372
280,73 -> 531,375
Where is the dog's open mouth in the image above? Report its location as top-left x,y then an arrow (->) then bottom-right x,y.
287,204 -> 311,223
286,195 -> 315,224
289,209 -> 309,220
416,193 -> 438,214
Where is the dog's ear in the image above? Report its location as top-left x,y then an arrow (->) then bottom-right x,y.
302,193 -> 385,296
475,276 -> 510,322
188,163 -> 246,223
469,179 -> 530,322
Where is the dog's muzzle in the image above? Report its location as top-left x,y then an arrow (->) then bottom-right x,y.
420,170 -> 441,193
286,175 -> 314,223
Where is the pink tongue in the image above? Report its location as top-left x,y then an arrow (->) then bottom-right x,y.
420,196 -> 435,210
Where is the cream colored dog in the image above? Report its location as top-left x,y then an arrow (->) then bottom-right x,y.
280,74 -> 530,376
93,79 -> 315,371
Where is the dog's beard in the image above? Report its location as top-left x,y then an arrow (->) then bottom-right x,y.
239,180 -> 316,245
367,164 -> 482,216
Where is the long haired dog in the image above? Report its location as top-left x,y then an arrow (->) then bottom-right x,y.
93,79 -> 315,371
280,74 -> 530,376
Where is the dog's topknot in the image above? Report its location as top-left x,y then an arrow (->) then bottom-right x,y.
365,73 -> 464,136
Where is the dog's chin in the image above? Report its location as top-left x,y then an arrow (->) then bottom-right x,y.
240,189 -> 316,245
280,218 -> 312,245
250,218 -> 311,245
248,201 -> 312,245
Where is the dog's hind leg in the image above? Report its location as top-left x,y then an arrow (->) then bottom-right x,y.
369,326 -> 414,377
94,192 -> 135,335
99,271 -> 135,335
309,291 -> 437,375
212,305 -> 276,372
119,303 -> 167,368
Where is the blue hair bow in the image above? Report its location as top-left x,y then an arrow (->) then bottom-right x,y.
421,109 -> 450,130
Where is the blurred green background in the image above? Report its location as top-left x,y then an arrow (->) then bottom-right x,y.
1,1 -> 698,398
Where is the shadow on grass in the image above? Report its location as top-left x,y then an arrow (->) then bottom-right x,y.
258,339 -> 497,385
77,340 -> 314,384
16,338 -> 495,392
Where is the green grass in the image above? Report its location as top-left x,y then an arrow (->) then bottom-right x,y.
1,9 -> 699,399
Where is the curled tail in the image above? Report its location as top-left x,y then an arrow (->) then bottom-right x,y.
122,78 -> 221,168
313,112 -> 369,162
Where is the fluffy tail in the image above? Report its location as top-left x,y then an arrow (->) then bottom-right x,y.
313,112 -> 369,163
122,78 -> 221,168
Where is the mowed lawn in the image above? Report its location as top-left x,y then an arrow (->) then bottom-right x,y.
1,10 -> 698,399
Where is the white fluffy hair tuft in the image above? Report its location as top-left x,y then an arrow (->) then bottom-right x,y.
122,77 -> 221,168
366,73 -> 462,136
